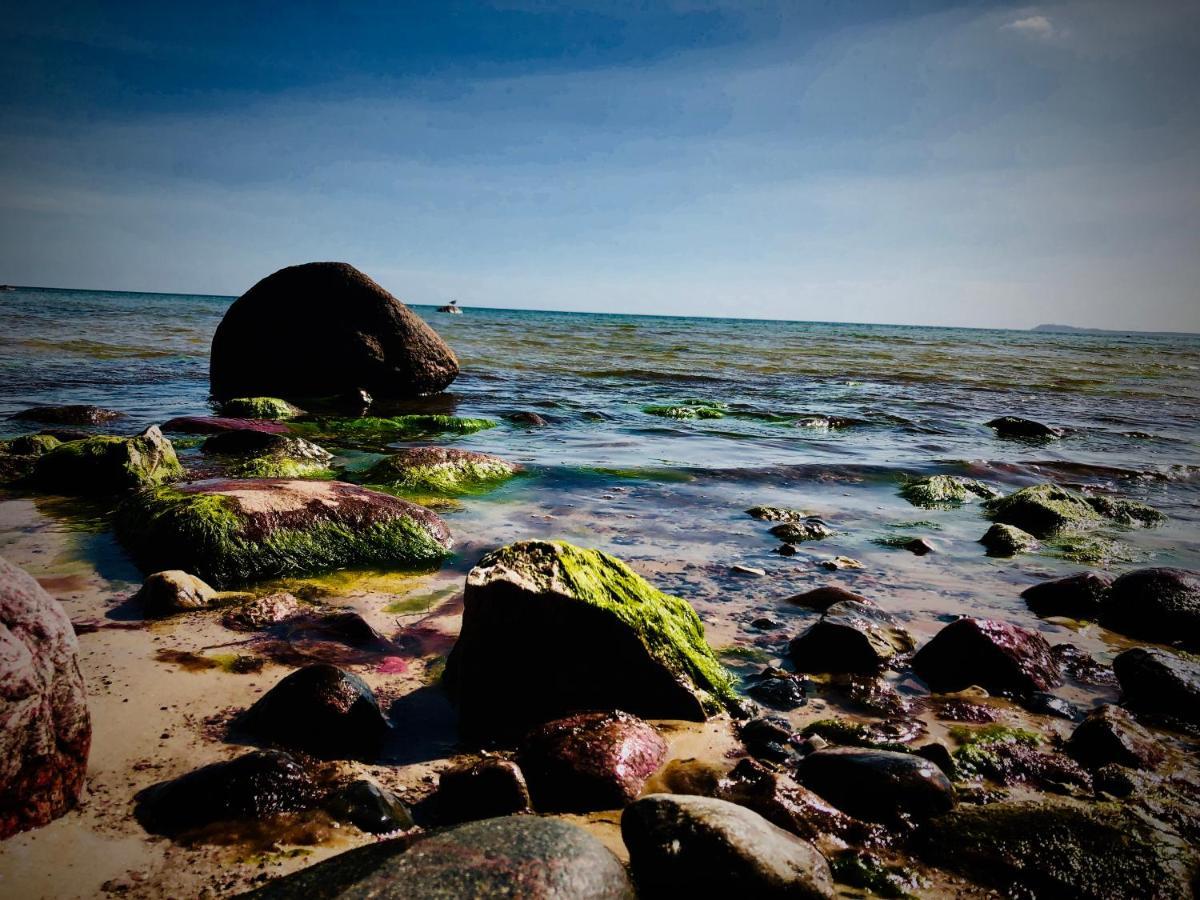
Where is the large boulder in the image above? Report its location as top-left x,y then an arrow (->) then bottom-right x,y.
236,664 -> 389,761
911,617 -> 1061,698
518,710 -> 667,812
32,426 -> 183,494
1100,568 -> 1200,648
0,557 -> 91,839
115,478 -> 451,587
357,446 -> 519,494
1112,646 -> 1200,724
917,800 -> 1198,899
622,793 -> 835,899
1022,571 -> 1112,619
443,540 -> 735,739
210,262 -> 459,401
794,748 -> 954,823
788,600 -> 914,673
239,815 -> 634,899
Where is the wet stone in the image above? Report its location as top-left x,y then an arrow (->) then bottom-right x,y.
1022,571 -> 1112,619
1100,567 -> 1200,649
1113,646 -> 1200,725
912,617 -> 1062,698
785,585 -> 874,612
747,668 -> 808,710
789,600 -> 914,673
979,522 -> 1039,556
1066,704 -> 1165,770
323,780 -> 414,835
770,519 -> 834,543
795,747 -> 955,823
432,757 -> 532,825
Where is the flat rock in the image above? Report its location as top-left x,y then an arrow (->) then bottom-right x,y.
222,592 -> 303,631
1100,567 -> 1200,649
622,793 -> 835,899
795,747 -> 955,823
789,600 -> 914,673
162,415 -> 291,434
1022,571 -> 1112,619
442,540 -> 735,739
0,556 -> 91,838
1113,646 -> 1200,724
912,617 -> 1062,697
518,711 -> 667,813
1066,704 -> 1164,770
784,585 -> 874,612
239,815 -> 633,899
115,478 -> 451,587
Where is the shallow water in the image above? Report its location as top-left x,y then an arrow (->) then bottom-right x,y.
1,286 -> 1199,896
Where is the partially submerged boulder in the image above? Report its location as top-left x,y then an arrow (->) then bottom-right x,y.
769,519 -> 833,543
115,478 -> 451,587
33,426 -> 183,494
133,569 -> 221,617
984,483 -> 1100,538
287,414 -> 496,448
443,540 -> 735,739
357,446 -> 519,494
240,815 -> 633,899
518,711 -> 667,812
202,430 -> 333,479
236,664 -> 389,761
218,397 -> 304,420
0,433 -> 61,483
622,793 -> 835,899
899,475 -> 999,508
979,522 -> 1039,556
911,617 -> 1062,697
985,416 -> 1061,439
1100,567 -> 1200,648
0,556 -> 91,839
1021,571 -> 1112,619
788,600 -> 914,673
785,585 -> 873,612
795,748 -> 955,823
1113,646 -> 1200,724
210,262 -> 460,401
11,404 -> 125,425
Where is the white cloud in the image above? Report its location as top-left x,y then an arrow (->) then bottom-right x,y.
1005,14 -> 1056,39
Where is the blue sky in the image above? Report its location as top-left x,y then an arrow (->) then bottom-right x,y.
1,1 -> 1197,330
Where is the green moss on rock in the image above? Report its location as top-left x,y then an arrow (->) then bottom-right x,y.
984,483 -> 1100,537
290,415 -> 496,448
644,402 -> 726,420
357,447 -> 518,495
219,397 -> 304,420
32,426 -> 183,494
900,475 -> 999,508
1085,495 -> 1166,528
1,433 -> 62,456
949,724 -> 1042,778
980,522 -> 1039,556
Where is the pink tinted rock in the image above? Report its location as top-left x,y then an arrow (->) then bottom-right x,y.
162,416 -> 290,435
912,617 -> 1062,697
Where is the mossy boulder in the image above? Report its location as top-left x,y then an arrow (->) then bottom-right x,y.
643,402 -> 726,420
443,540 -> 737,739
900,475 -> 999,508
201,430 -> 333,479
288,415 -> 496,448
0,434 -> 62,483
115,478 -> 451,587
979,522 -> 1039,556
218,397 -> 303,420
356,446 -> 518,494
1085,495 -> 1166,527
916,800 -> 1198,899
984,484 -> 1100,537
32,426 -> 183,494
769,518 -> 834,543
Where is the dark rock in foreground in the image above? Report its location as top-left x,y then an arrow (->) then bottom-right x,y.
11,404 -> 125,425
912,617 -> 1061,697
985,416 -> 1062,439
116,478 -> 451,587
432,758 -> 532,824
323,780 -> 413,834
236,664 -> 389,761
239,815 -> 633,899
1100,567 -> 1200,649
0,556 -> 91,839
789,600 -> 914,673
518,710 -> 667,812
33,426 -> 183,494
135,750 -> 319,837
1113,646 -> 1200,724
1066,704 -> 1164,770
210,262 -> 459,401
795,747 -> 954,823
622,793 -> 835,899
443,540 -> 735,739
1022,571 -> 1112,619
917,800 -> 1198,900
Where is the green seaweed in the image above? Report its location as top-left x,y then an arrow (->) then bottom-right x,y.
359,454 -> 516,495
643,401 -> 727,420
1052,535 -> 1138,565
801,718 -> 910,753
33,433 -> 183,494
289,415 -> 497,447
980,522 -> 1039,556
590,466 -> 695,484
1085,496 -> 1166,528
1,433 -> 62,455
384,586 -> 459,615
830,853 -> 920,898
219,397 -> 302,419
223,456 -> 335,479
950,724 -> 1043,778
900,474 -> 999,508
984,483 -> 1100,537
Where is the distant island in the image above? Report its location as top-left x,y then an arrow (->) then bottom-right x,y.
1033,323 -> 1197,337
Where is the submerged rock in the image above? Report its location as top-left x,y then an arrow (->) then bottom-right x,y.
911,617 -> 1061,697
785,585 -> 873,612
33,426 -> 183,494
747,667 -> 808,710
984,483 -> 1100,538
11,404 -> 125,425
134,750 -> 319,837
0,433 -> 61,482
746,505 -> 813,523
287,414 -> 496,448
899,474 -> 999,508
1021,571 -> 1112,619
1085,495 -> 1167,527
917,800 -> 1198,900
622,793 -> 835,899
985,416 -> 1061,439
162,415 -> 291,435
116,478 -> 451,587
769,519 -> 834,543
443,540 -> 735,739
432,758 -> 532,824
1100,567 -> 1200,648
218,397 -> 304,420
357,446 -> 519,494
518,711 -> 666,812
796,748 -> 954,823
323,780 -> 413,835
133,569 -> 221,616
1066,705 -> 1164,770
210,262 -> 460,401
1113,646 -> 1200,724
0,556 -> 91,839
240,815 -> 633,899
789,600 -> 914,673
236,664 -> 389,761
979,522 -> 1039,556
507,411 -> 548,426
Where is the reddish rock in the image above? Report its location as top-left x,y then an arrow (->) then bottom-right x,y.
518,710 -> 668,812
0,556 -> 91,838
789,600 -> 914,673
161,416 -> 290,435
912,617 -> 1062,697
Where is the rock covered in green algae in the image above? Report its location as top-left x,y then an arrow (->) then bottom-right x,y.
115,478 -> 450,587
985,483 -> 1165,539
948,723 -> 1092,793
239,815 -> 634,900
356,446 -> 518,494
916,800 -> 1198,900
288,414 -> 496,447
218,397 -> 304,420
643,401 -> 726,420
1085,494 -> 1166,527
443,540 -> 736,739
32,425 -> 183,494
899,474 -> 999,508
1100,567 -> 1200,649
202,430 -> 334,479
11,404 -> 126,425
622,793 -> 835,900
0,433 -> 62,482
789,600 -> 914,673
979,522 -> 1039,556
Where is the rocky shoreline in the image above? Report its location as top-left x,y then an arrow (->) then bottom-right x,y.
1,264 -> 1197,898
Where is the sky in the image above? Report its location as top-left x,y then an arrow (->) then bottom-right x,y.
0,1 -> 1197,330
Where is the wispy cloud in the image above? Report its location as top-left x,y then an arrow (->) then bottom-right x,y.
1005,13 -> 1057,39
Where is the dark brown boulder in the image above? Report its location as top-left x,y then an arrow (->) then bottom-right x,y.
1022,571 -> 1112,619
432,758 -> 532,824
11,404 -> 125,425
795,748 -> 955,823
784,585 -> 873,612
1100,567 -> 1200,648
1066,704 -> 1164,770
789,600 -> 913,673
1112,646 -> 1200,724
0,556 -> 91,838
911,617 -> 1061,697
210,262 -> 459,401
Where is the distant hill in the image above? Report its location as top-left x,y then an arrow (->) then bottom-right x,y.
1032,323 -> 1197,337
